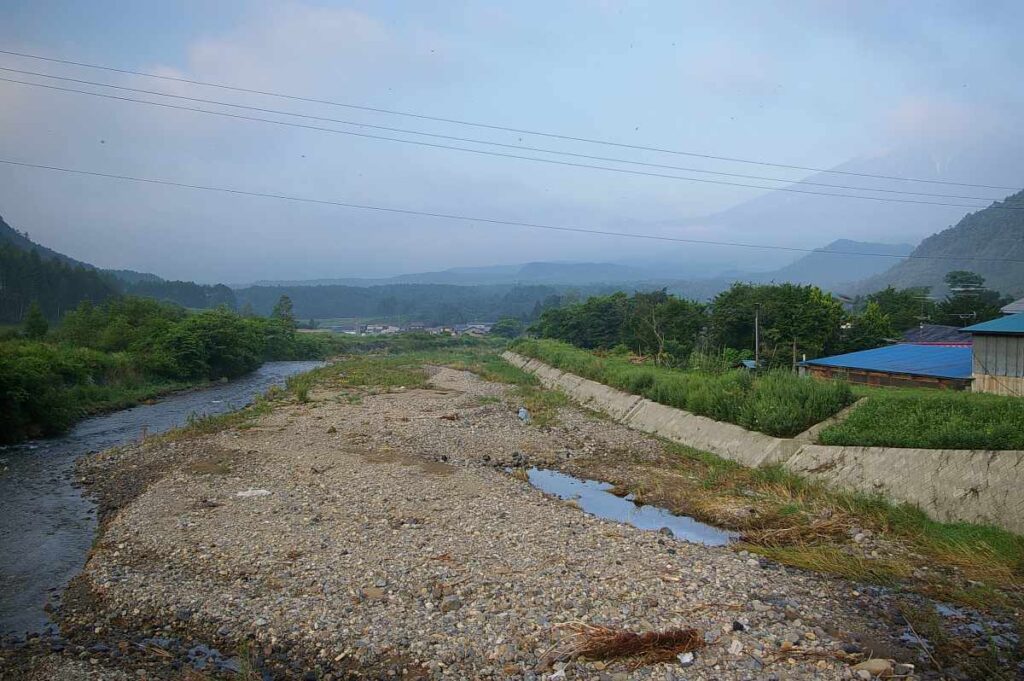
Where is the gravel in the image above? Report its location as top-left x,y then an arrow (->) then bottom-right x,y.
48,366 -> 929,679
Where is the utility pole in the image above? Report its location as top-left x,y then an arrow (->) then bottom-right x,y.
754,303 -> 761,370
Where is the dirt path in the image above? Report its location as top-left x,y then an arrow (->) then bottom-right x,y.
16,366 -> 925,680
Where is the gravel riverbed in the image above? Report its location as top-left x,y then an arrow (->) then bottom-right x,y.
9,366 -> 934,680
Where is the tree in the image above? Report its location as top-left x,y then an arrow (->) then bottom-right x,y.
864,286 -> 935,331
709,283 -> 846,364
839,302 -> 894,353
938,271 -> 1009,327
944,270 -> 986,291
271,295 -> 296,328
491,317 -> 524,338
23,300 -> 48,339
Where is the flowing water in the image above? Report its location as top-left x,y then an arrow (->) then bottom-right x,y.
0,361 -> 322,639
525,467 -> 738,546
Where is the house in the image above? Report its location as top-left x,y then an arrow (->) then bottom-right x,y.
1001,297 -> 1024,315
962,312 -> 1024,396
900,324 -> 972,346
799,344 -> 972,390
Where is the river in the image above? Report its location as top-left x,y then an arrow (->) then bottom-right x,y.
0,361 -> 322,640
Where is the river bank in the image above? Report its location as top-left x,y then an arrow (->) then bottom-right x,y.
0,361 -> 323,649
10,353 -> 1018,679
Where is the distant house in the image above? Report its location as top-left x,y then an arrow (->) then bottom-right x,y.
453,322 -> 493,336
361,324 -> 401,335
962,312 -> 1024,396
1001,297 -> 1024,315
901,324 -> 972,346
799,344 -> 972,390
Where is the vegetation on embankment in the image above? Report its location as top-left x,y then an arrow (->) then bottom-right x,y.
0,296 -> 334,443
511,338 -> 852,437
819,386 -> 1024,450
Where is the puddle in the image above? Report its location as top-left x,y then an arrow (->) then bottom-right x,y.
524,468 -> 738,546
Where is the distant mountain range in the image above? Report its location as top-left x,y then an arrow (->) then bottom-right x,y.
756,240 -> 914,289
855,190 -> 1024,297
247,261 -> 652,288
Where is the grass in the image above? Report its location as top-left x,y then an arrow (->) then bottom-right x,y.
819,385 -> 1024,450
577,439 -> 1024,617
511,338 -> 852,437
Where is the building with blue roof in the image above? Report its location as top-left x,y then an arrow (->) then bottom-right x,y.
799,344 -> 973,390
962,312 -> 1024,396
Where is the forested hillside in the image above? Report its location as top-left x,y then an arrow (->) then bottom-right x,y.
0,242 -> 119,322
234,283 -> 624,324
855,190 -> 1024,296
0,213 -> 238,319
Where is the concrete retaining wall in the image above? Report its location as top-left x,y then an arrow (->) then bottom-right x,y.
505,351 -> 1024,534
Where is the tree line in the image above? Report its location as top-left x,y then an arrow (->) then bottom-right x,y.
0,294 -> 327,443
528,272 -> 1012,367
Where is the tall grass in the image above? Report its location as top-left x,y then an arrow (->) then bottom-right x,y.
820,388 -> 1024,450
512,339 -> 851,437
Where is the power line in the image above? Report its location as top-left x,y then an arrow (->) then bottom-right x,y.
0,48 -> 1017,192
0,65 -> 1006,203
1,76 -> 1013,211
4,157 -> 1024,263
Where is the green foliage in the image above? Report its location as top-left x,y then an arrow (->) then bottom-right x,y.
271,294 -> 296,328
0,296 -> 336,443
513,338 -> 852,437
530,289 -> 706,364
123,279 -> 237,309
709,282 -> 846,366
836,301 -> 894,353
23,301 -> 49,339
490,317 -> 525,338
862,286 -> 934,331
0,243 -> 118,322
936,272 -> 1009,327
820,388 -> 1024,450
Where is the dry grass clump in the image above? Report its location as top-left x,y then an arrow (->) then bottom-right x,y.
548,623 -> 704,669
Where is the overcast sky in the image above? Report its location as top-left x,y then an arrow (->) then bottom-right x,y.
1,1 -> 1022,283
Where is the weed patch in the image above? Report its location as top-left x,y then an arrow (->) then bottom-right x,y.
819,387 -> 1024,450
512,339 -> 851,437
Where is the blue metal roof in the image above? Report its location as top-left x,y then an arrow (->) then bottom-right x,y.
962,311 -> 1024,335
800,344 -> 972,379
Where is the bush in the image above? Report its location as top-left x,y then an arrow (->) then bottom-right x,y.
513,338 -> 851,437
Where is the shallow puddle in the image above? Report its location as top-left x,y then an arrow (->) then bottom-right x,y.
525,468 -> 738,546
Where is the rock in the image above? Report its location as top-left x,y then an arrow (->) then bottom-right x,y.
731,621 -> 746,632
728,639 -> 743,656
658,527 -> 673,536
851,658 -> 893,678
174,608 -> 192,622
441,596 -> 462,613
235,489 -> 271,498
677,651 -> 695,666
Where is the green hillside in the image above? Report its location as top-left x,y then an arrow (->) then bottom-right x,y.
856,191 -> 1024,297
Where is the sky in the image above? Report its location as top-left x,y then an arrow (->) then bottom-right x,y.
1,1 -> 1022,283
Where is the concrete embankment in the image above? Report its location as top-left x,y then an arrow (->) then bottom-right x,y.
504,351 -> 1024,535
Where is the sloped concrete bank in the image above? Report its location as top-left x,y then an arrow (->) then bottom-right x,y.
503,351 -> 1024,535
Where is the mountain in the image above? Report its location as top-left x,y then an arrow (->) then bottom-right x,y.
855,190 -> 1024,297
757,240 -> 914,289
0,214 -> 93,269
247,261 -> 652,288
0,214 -> 119,321
0,213 -> 236,317
641,141 -> 1024,278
